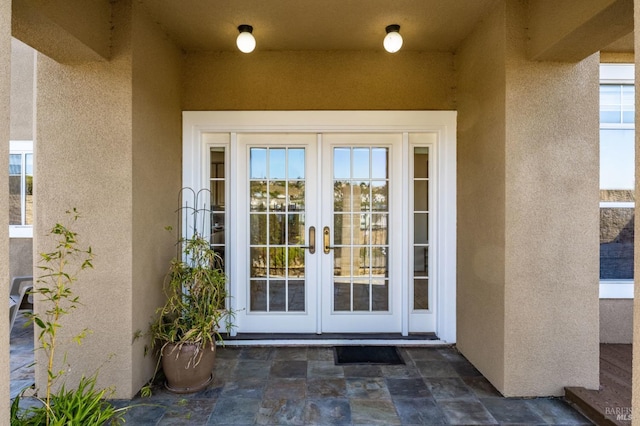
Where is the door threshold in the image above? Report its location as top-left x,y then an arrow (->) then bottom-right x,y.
220,333 -> 449,347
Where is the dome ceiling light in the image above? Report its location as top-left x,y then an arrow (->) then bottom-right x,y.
236,24 -> 256,53
383,24 -> 403,53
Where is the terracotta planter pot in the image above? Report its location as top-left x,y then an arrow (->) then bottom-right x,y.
161,342 -> 216,393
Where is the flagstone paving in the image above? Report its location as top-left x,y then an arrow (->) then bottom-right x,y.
11,314 -> 593,425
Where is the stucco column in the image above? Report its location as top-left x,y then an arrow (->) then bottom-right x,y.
33,0 -> 181,399
1,0 -> 11,421
632,1 -> 640,423
457,1 -> 600,397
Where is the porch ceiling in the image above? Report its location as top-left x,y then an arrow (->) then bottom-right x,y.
137,0 -> 501,52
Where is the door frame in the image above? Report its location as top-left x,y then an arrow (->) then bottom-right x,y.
183,111 -> 457,343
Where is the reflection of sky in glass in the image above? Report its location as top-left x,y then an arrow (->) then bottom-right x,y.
270,149 -> 286,179
334,147 -> 388,179
600,129 -> 634,189
353,149 -> 369,178
288,149 -> 305,179
25,154 -> 33,175
371,148 -> 387,178
9,154 -> 20,175
251,147 -> 305,179
250,148 -> 267,179
334,148 -> 350,179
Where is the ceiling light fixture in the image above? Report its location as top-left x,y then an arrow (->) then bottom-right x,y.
383,24 -> 403,53
236,24 -> 256,53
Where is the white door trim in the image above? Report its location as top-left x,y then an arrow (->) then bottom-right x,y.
183,111 -> 457,343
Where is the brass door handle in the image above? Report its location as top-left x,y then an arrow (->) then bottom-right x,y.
301,226 -> 315,254
323,226 -> 334,254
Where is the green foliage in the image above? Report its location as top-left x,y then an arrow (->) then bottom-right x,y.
151,232 -> 233,350
142,231 -> 234,397
11,376 -> 125,425
11,209 -> 126,425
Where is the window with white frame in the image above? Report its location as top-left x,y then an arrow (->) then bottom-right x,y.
599,64 -> 634,298
9,140 -> 33,238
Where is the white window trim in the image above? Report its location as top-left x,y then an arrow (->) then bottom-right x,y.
9,140 -> 33,238
600,201 -> 634,208
601,63 -> 635,82
599,64 -> 634,299
600,281 -> 634,298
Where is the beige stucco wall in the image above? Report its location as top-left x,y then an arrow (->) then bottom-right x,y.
504,0 -> 600,396
33,0 -> 181,399
10,37 -> 34,140
1,0 -> 11,420
183,51 -> 455,110
10,238 -> 33,278
130,1 -> 182,393
455,1 -> 507,393
600,51 -> 634,63
529,0 -> 616,57
600,299 -> 633,343
34,1 -> 134,397
456,1 -> 600,397
528,0 -> 633,61
12,0 -> 111,63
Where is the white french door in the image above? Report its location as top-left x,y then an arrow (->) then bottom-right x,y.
237,134 -> 319,333
237,133 -> 403,333
320,134 -> 402,332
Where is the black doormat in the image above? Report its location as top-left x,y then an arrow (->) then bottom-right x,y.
334,346 -> 404,365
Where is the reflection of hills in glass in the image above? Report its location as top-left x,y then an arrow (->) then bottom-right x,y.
250,180 -> 305,212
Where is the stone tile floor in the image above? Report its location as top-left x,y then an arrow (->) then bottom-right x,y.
11,314 -> 593,425
10,313 -> 34,399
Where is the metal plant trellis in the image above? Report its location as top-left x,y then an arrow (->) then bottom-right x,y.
175,187 -> 217,261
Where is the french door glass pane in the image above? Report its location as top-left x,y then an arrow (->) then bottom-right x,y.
288,181 -> 305,210
250,148 -> 267,179
249,147 -> 306,312
250,181 -> 268,211
332,146 -> 389,312
288,149 -> 305,179
333,181 -> 349,212
269,149 -> 286,179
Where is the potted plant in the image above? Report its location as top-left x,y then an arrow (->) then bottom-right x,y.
150,230 -> 232,394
